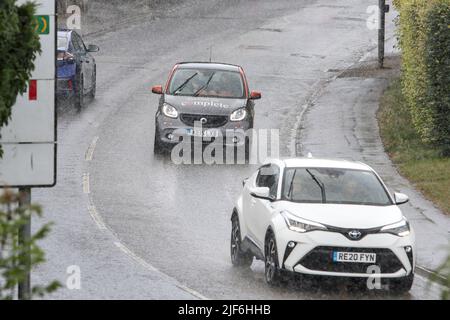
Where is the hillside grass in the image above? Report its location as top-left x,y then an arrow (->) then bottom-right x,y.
378,79 -> 450,214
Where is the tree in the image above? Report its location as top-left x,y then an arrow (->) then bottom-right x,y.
0,189 -> 60,299
0,0 -> 41,157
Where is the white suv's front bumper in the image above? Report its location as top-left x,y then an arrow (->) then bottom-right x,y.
276,224 -> 415,279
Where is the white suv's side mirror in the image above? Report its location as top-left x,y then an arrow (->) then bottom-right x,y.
394,192 -> 409,205
250,187 -> 272,201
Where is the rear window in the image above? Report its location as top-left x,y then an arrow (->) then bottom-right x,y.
168,68 -> 245,99
57,36 -> 69,51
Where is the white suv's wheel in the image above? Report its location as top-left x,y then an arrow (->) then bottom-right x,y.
230,214 -> 253,267
264,231 -> 282,286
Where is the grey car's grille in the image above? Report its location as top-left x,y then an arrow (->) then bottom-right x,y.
180,114 -> 229,128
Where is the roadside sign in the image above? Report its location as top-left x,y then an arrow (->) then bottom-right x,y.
0,0 -> 56,188
35,15 -> 50,34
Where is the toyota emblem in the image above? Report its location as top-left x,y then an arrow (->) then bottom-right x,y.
348,230 -> 362,240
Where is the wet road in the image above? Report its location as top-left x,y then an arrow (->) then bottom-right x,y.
34,0 -> 446,299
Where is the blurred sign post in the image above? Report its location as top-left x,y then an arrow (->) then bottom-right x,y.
378,0 -> 390,68
0,0 -> 56,300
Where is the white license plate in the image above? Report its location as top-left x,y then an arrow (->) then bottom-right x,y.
332,251 -> 377,263
186,128 -> 219,138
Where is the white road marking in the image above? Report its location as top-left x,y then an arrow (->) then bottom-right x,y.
176,284 -> 209,300
88,205 -> 107,230
289,79 -> 322,157
85,136 -> 99,161
113,241 -> 208,300
82,173 -> 90,194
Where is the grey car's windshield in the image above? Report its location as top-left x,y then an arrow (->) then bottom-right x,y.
168,68 -> 245,98
282,168 -> 392,206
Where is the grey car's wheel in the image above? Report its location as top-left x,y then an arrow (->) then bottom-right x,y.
230,214 -> 253,267
74,75 -> 85,110
153,131 -> 167,155
244,137 -> 250,163
389,273 -> 414,294
89,68 -> 96,99
265,232 -> 282,286
233,138 -> 250,164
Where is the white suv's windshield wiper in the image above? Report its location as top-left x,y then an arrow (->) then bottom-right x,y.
306,169 -> 326,203
287,169 -> 297,200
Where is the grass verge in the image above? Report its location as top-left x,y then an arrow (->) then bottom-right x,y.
378,78 -> 450,215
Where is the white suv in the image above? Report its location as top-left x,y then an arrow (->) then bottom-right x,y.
230,158 -> 415,292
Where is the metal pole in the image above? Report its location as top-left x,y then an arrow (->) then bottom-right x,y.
18,187 -> 31,300
378,0 -> 386,68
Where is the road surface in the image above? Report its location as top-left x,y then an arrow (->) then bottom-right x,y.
33,0 -> 448,299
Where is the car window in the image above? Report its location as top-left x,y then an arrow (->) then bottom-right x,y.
72,33 -> 85,53
256,164 -> 280,198
168,68 -> 244,98
71,33 -> 81,52
282,168 -> 392,206
57,36 -> 69,51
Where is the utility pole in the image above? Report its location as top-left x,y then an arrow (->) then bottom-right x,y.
378,0 -> 389,68
18,187 -> 31,300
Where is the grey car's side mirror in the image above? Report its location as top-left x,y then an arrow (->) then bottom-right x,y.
87,44 -> 100,52
394,192 -> 409,205
250,187 -> 273,201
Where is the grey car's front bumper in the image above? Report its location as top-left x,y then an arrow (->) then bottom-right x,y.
155,112 -> 252,147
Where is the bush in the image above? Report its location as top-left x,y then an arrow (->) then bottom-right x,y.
0,189 -> 60,299
394,0 -> 450,155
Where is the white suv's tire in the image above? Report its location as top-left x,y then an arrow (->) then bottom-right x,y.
230,214 -> 253,267
264,231 -> 282,286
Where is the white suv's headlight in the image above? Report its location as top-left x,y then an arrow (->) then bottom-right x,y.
230,108 -> 247,121
380,218 -> 410,237
280,210 -> 327,233
162,103 -> 178,118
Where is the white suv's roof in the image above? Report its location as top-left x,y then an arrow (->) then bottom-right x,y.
279,158 -> 373,171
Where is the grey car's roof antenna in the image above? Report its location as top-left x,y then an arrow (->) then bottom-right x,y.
209,45 -> 213,62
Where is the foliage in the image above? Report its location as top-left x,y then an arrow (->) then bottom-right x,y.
431,252 -> 450,300
0,0 -> 41,157
0,189 -> 60,299
394,0 -> 450,156
379,78 -> 450,299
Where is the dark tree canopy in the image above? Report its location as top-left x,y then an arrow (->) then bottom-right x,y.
0,0 -> 41,156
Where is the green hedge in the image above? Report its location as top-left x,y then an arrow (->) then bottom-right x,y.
394,0 -> 450,155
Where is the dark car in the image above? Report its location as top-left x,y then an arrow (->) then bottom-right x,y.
57,29 -> 99,109
152,62 -> 261,158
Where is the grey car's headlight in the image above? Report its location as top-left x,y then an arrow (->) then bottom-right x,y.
280,210 -> 327,233
380,218 -> 410,237
162,103 -> 178,118
230,108 -> 247,121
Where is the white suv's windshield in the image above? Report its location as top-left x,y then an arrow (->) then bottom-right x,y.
168,68 -> 245,98
282,168 -> 392,206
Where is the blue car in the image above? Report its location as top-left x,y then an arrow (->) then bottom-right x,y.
57,29 -> 99,109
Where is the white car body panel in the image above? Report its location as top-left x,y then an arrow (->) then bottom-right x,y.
271,201 -> 403,229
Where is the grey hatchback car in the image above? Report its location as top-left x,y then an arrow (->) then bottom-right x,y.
151,62 -> 261,158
